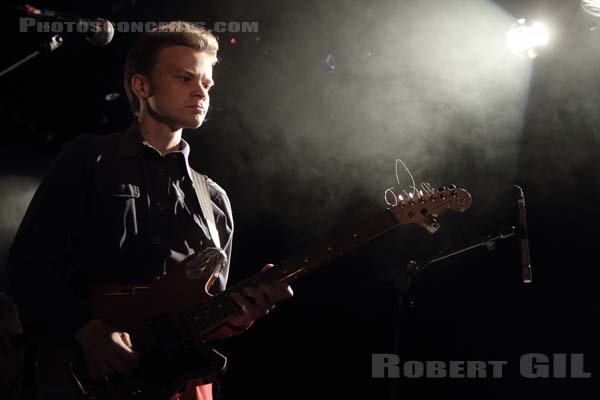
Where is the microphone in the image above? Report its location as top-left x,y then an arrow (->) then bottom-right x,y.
515,185 -> 533,283
20,4 -> 115,46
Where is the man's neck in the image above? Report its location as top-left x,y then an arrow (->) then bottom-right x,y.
137,113 -> 183,156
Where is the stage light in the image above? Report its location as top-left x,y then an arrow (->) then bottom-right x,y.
230,37 -> 237,44
506,19 -> 549,59
104,92 -> 120,102
582,0 -> 600,17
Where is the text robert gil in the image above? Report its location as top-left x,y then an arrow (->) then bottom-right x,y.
372,353 -> 591,379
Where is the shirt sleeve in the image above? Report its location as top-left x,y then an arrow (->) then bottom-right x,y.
202,179 -> 253,340
205,178 -> 234,295
7,134 -> 95,341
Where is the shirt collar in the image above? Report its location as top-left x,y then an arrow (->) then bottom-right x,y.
118,122 -> 193,178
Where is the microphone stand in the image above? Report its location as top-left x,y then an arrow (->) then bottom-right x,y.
387,225 -> 516,400
0,34 -> 63,78
407,225 -> 517,278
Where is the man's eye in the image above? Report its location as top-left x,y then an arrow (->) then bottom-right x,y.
180,76 -> 191,82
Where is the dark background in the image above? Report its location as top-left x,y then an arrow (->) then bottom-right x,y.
1,0 -> 599,399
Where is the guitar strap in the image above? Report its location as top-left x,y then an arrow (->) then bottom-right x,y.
190,171 -> 221,249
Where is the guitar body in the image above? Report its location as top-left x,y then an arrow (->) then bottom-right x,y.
35,250 -> 228,400
36,336 -> 225,400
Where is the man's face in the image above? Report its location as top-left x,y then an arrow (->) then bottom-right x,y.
143,45 -> 214,129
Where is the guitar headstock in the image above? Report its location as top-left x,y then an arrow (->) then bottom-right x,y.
389,185 -> 472,233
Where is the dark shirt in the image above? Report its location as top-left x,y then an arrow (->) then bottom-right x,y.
8,123 -> 233,340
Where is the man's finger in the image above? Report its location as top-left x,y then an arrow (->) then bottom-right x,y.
230,292 -> 250,312
260,263 -> 274,272
120,332 -> 133,349
256,286 -> 278,307
244,287 -> 268,309
274,280 -> 293,295
232,291 -> 266,320
285,285 -> 294,297
117,333 -> 140,365
259,284 -> 293,304
229,293 -> 256,325
112,332 -> 139,355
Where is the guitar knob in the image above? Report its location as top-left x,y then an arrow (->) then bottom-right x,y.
437,186 -> 446,192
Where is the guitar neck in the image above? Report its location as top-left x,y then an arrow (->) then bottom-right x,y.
178,187 -> 471,337
180,208 -> 401,335
237,208 -> 401,287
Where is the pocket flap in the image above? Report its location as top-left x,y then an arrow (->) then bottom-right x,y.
97,182 -> 140,198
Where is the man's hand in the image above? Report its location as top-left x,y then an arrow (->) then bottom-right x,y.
228,264 -> 293,328
75,318 -> 139,380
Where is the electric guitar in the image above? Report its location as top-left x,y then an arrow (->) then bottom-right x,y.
35,186 -> 472,399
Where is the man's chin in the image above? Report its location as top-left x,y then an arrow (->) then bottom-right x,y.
145,109 -> 204,130
182,116 -> 205,130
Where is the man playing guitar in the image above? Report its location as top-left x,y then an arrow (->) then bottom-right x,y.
8,21 -> 292,400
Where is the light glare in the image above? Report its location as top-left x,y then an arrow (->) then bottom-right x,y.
582,0 -> 600,17
506,19 -> 549,59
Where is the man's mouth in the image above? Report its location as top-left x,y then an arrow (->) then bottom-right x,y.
187,105 -> 205,113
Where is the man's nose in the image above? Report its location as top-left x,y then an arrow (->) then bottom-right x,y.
192,83 -> 208,99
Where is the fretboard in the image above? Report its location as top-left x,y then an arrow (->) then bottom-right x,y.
178,186 -> 471,337
180,208 -> 401,336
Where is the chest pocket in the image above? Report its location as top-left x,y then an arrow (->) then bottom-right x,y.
94,180 -> 141,248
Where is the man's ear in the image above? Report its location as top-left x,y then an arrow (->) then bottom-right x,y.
131,73 -> 151,101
